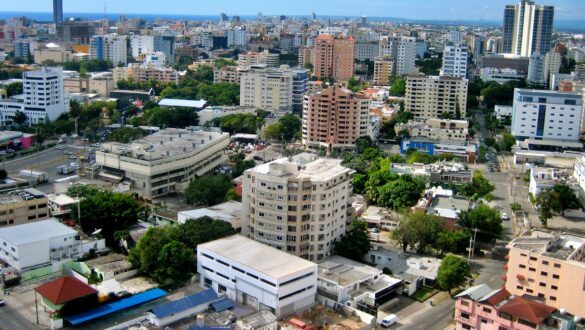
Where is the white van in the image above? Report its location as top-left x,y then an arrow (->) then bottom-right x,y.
380,314 -> 398,328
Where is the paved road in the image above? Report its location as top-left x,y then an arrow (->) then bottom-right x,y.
0,302 -> 39,329
397,297 -> 454,330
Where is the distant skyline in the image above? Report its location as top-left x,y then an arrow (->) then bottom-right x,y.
1,0 -> 584,21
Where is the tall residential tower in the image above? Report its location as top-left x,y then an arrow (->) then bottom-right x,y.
502,0 -> 554,57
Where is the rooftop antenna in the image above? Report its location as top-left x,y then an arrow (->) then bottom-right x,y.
103,0 -> 108,29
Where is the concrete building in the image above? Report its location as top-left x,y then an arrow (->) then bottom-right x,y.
502,0 -> 554,57
298,46 -> 314,68
113,63 -> 179,85
401,139 -> 477,162
197,235 -> 318,317
214,65 -> 243,84
226,28 -> 248,48
33,44 -> 68,64
545,51 -> 562,86
63,73 -> 114,98
0,188 -> 49,228
480,67 -> 526,84
373,57 -> 394,86
130,35 -> 155,59
455,284 -> 567,330
291,68 -> 309,113
13,40 -> 31,62
379,36 -> 417,76
511,89 -> 584,144
441,44 -> 468,78
355,42 -> 379,61
239,65 -> 294,112
395,118 -> 469,142
178,201 -> 242,230
0,67 -> 67,126
527,53 -> 546,86
53,0 -> 63,24
528,166 -> 577,197
241,153 -> 354,262
405,75 -> 468,119
505,229 -> 585,318
302,85 -> 371,150
153,35 -> 175,65
479,54 -> 530,74
96,128 -> 229,199
57,21 -> 94,44
316,256 -> 402,314
90,34 -> 128,66
0,219 -> 105,272
238,51 -> 279,67
314,35 -> 355,81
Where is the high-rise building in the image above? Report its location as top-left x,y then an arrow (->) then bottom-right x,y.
502,0 -> 554,56
314,35 -> 355,81
544,50 -> 562,85
241,153 -> 354,262
504,230 -> 585,318
405,75 -> 468,119
302,85 -> 371,149
441,44 -> 469,78
239,65 -> 294,112
226,28 -> 248,48
511,89 -> 583,142
238,50 -> 279,67
379,36 -> 417,76
449,30 -> 463,44
291,68 -> 309,113
57,21 -> 95,44
471,35 -> 485,65
527,53 -> 546,85
298,46 -> 314,68
0,67 -> 67,126
153,35 -> 175,64
13,40 -> 31,62
130,35 -> 154,59
53,0 -> 63,24
90,34 -> 128,66
361,16 -> 368,28
373,57 -> 394,85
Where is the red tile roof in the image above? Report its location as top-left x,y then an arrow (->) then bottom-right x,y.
34,276 -> 97,305
485,288 -> 510,306
498,296 -> 556,325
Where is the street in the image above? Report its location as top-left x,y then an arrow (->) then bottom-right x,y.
0,302 -> 38,329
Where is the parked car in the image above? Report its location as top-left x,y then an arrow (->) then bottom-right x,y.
0,300 -> 5,306
68,155 -> 77,160
501,212 -> 509,220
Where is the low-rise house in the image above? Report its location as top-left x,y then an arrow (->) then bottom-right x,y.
178,201 -> 242,230
47,194 -> 79,219
0,188 -> 49,228
197,235 -> 318,317
529,166 -> 578,196
360,206 -> 399,231
316,256 -> 402,315
454,284 -> 582,330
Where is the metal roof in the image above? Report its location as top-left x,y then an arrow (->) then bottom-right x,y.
149,288 -> 219,319
211,298 -> 234,312
159,98 -> 208,108
65,288 -> 168,325
0,219 -> 77,246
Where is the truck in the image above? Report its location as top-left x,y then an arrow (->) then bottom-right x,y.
57,163 -> 79,175
380,314 -> 398,328
19,170 -> 49,183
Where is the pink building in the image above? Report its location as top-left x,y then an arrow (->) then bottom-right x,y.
455,284 -> 567,330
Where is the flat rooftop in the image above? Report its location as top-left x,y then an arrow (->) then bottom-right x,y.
318,255 -> 381,287
0,219 -> 77,245
100,128 -> 228,161
198,235 -> 316,279
250,153 -> 353,182
0,188 -> 46,205
508,230 -> 585,261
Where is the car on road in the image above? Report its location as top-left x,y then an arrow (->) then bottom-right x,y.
68,155 -> 77,159
0,300 -> 5,306
380,314 -> 398,328
501,212 -> 509,220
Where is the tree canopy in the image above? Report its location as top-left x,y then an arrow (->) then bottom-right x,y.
184,175 -> 233,206
460,171 -> 495,200
457,204 -> 503,244
437,254 -> 472,292
334,221 -> 371,261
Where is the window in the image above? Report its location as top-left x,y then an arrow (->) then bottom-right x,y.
550,296 -> 557,301
542,260 -> 549,265
519,264 -> 526,269
540,271 -> 548,276
529,267 -> 536,272
461,300 -> 469,306
553,263 -> 561,268
551,285 -> 558,290
539,282 -> 546,287
552,274 -> 560,279
482,307 -> 492,313
530,256 -> 537,261
460,312 -> 470,319
516,285 -> 523,290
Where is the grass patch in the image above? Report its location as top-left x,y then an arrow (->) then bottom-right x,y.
411,287 -> 439,302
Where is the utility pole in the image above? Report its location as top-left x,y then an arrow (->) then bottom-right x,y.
470,228 -> 479,260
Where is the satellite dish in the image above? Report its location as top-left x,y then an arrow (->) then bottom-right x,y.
91,228 -> 102,235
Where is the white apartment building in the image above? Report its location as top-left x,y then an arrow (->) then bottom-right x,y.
395,118 -> 469,141
197,235 -> 318,317
0,67 -> 67,126
480,67 -> 526,84
238,50 -> 279,67
527,53 -> 546,85
379,36 -> 417,76
441,44 -> 468,78
90,34 -> 128,66
226,28 -> 248,47
242,153 -> 354,262
544,51 -> 562,86
354,42 -> 379,61
96,128 -> 230,199
130,35 -> 154,59
0,219 -> 106,272
511,89 -> 584,142
502,0 -> 554,57
405,75 -> 468,119
239,65 -> 293,111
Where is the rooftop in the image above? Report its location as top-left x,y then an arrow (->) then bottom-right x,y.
149,288 -> 219,319
318,255 -> 381,287
427,196 -> 470,219
35,276 -> 97,305
198,235 -> 316,279
158,98 -> 208,109
0,188 -> 46,205
249,153 -> 353,182
508,230 -> 585,261
0,219 -> 77,245
178,201 -> 242,228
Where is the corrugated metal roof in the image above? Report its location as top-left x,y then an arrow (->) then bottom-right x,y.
150,288 -> 219,319
158,98 -> 207,108
0,219 -> 77,245
211,298 -> 234,312
65,288 -> 168,325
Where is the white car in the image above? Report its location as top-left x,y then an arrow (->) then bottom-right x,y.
501,213 -> 509,220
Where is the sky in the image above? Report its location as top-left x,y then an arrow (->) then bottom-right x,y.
1,0 -> 584,21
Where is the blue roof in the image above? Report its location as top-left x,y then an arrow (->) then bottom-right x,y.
150,288 -> 219,319
211,298 -> 234,312
65,288 -> 167,325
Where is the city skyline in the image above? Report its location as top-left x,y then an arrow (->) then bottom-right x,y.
1,0 -> 584,21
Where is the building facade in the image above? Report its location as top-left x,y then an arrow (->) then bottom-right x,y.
90,34 -> 128,66
241,153 -> 354,262
502,0 -> 554,57
197,235 -> 318,317
314,35 -> 355,81
379,36 -> 417,76
239,65 -> 294,112
0,188 -> 49,228
405,75 -> 468,119
505,230 -> 585,318
511,89 -> 584,142
441,44 -> 468,78
373,57 -> 394,85
96,128 -> 229,199
302,86 -> 371,150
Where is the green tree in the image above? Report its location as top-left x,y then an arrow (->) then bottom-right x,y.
72,190 -> 145,245
391,212 -> 448,254
13,111 -> 27,125
437,254 -> 472,293
107,127 -> 144,143
460,171 -> 495,199
334,221 -> 371,261
536,190 -> 556,227
510,202 -> 523,214
184,175 -> 233,206
551,184 -> 581,216
390,78 -> 406,96
263,122 -> 285,142
178,216 -> 236,249
458,204 -> 503,244
232,159 -> 256,178
278,114 -> 302,141
376,175 -> 425,210
154,240 -> 195,283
